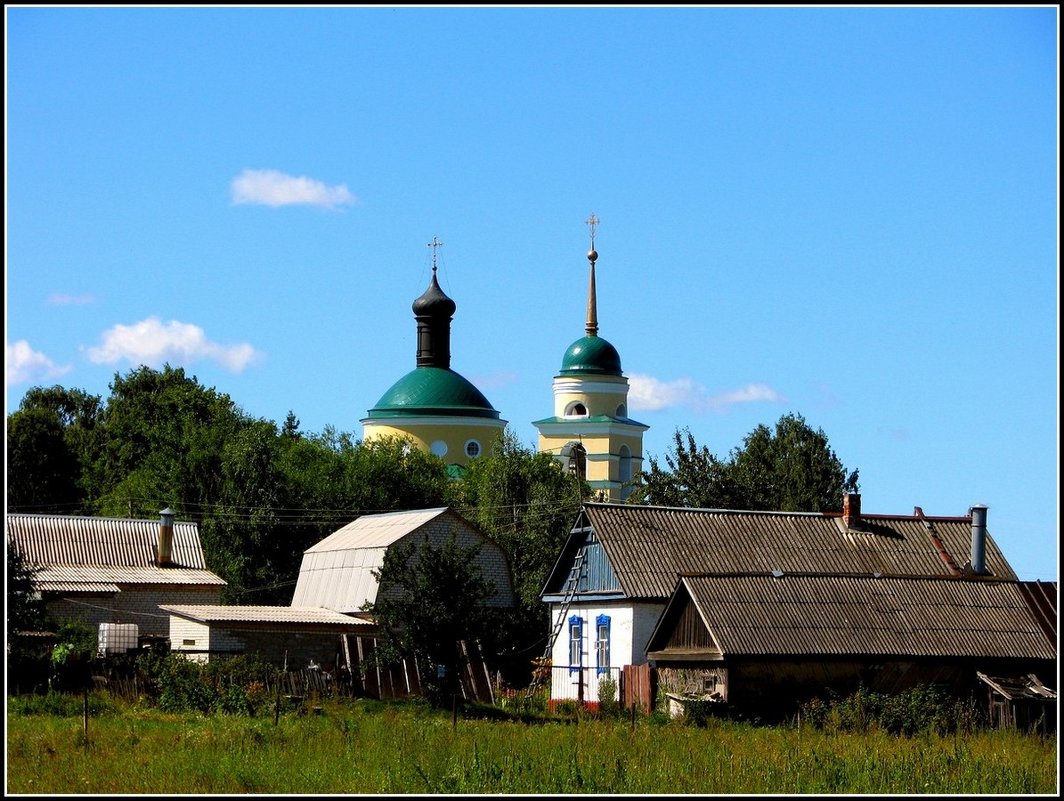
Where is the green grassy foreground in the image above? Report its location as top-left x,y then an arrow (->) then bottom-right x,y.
6,698 -> 1057,794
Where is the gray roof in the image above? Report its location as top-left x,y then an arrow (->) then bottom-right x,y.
649,574 -> 1056,661
291,507 -> 515,613
547,503 -> 1017,601
291,508 -> 451,612
6,513 -> 225,589
302,507 -> 451,552
161,605 -> 375,628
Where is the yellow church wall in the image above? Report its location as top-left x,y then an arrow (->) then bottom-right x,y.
551,376 -> 630,418
363,417 -> 507,466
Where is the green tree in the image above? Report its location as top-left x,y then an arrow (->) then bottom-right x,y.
203,419 -> 289,603
338,435 -> 452,515
453,428 -> 585,676
632,426 -> 732,509
727,413 -> 852,511
6,542 -> 53,693
6,408 -> 83,513
633,413 -> 856,512
92,364 -> 250,517
7,385 -> 103,513
7,542 -> 46,640
364,530 -> 498,705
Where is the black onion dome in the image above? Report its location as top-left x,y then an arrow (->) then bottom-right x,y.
412,272 -> 456,317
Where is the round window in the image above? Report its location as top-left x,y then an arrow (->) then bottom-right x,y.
430,440 -> 448,457
465,440 -> 481,458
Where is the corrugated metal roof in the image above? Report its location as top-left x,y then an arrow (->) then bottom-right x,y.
160,604 -> 375,627
303,508 -> 449,552
571,503 -> 1016,600
658,574 -> 1056,660
38,581 -> 121,594
1013,581 -> 1057,644
290,547 -> 385,613
6,513 -> 212,570
292,507 -> 515,613
7,513 -> 225,590
37,565 -> 226,587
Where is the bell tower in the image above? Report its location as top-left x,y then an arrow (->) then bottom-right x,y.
533,215 -> 647,500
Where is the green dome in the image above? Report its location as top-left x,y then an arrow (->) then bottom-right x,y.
560,335 -> 622,376
367,367 -> 501,419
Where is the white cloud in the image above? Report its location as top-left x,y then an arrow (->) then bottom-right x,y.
85,317 -> 263,373
629,373 -> 784,413
230,169 -> 356,209
5,340 -> 71,386
47,293 -> 96,305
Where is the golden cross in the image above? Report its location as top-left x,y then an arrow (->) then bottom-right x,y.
585,213 -> 599,249
427,236 -> 444,273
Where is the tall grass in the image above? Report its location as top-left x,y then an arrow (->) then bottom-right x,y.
6,697 -> 1056,794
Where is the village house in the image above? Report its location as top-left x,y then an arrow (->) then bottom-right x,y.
537,496 -> 1057,722
5,508 -> 225,642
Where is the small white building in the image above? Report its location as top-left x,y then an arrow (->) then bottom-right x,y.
290,506 -> 516,613
159,507 -> 515,701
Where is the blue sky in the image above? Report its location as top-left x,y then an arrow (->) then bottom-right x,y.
5,6 -> 1058,581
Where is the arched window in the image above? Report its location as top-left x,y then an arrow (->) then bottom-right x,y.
618,444 -> 632,483
616,403 -> 627,418
566,402 -> 588,417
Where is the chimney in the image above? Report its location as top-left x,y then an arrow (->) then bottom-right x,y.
969,504 -> 988,574
157,507 -> 175,567
842,492 -> 861,528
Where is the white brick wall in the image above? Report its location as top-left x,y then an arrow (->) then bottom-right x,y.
398,517 -> 516,608
47,585 -> 223,637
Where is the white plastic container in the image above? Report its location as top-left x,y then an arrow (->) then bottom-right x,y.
97,623 -> 139,656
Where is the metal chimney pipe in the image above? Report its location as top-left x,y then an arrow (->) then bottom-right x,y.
969,504 -> 988,574
158,507 -> 175,567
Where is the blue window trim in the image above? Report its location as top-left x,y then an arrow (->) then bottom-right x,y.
595,614 -> 611,676
568,615 -> 582,673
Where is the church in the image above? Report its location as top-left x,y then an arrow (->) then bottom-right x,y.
361,217 -> 647,500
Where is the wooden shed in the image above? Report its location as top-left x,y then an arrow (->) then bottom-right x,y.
645,574 -> 1057,721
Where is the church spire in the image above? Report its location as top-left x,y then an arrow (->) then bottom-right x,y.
585,213 -> 599,337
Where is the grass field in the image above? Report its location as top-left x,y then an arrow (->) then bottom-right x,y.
6,696 -> 1057,794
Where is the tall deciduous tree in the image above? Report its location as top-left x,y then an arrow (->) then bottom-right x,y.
632,427 -> 731,509
453,428 -> 585,672
93,364 -> 251,517
633,414 -> 856,512
7,386 -> 103,513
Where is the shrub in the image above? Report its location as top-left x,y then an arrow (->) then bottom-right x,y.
799,684 -> 985,736
8,690 -> 117,717
49,622 -> 99,692
597,675 -> 619,717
